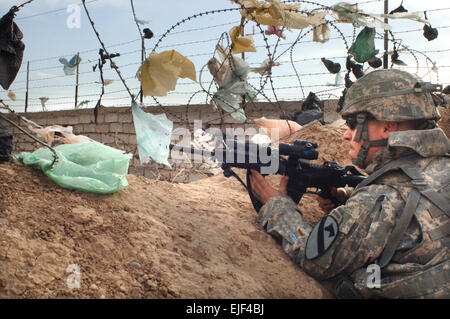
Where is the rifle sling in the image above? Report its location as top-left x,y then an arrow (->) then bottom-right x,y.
379,188 -> 420,268
355,155 -> 450,268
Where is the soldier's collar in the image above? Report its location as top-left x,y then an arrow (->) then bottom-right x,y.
365,128 -> 449,174
387,128 -> 450,158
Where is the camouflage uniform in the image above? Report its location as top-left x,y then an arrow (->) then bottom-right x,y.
257,69 -> 450,298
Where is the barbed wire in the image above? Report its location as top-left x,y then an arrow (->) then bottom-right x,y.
14,0 -> 102,20
9,0 -> 385,23
10,0 -> 450,66
2,0 -> 449,175
11,66 -> 450,109
7,52 -> 450,105
13,20 -> 450,77
11,43 -> 450,91
3,1 -> 449,118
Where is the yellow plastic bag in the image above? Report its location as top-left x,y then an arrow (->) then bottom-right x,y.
229,25 -> 256,54
137,50 -> 196,97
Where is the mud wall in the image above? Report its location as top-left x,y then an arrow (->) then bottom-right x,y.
1,100 -> 339,182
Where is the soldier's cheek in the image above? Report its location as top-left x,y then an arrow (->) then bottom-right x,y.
348,144 -> 360,158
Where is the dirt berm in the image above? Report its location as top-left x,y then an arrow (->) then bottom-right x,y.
0,107 -> 448,298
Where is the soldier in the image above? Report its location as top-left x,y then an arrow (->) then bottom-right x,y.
249,69 -> 449,298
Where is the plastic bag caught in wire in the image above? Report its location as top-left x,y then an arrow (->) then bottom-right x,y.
39,97 -> 49,111
59,54 -> 82,76
212,67 -> 256,123
249,58 -> 281,76
131,100 -> 173,167
313,23 -> 330,43
208,45 -> 248,87
208,45 -> 256,122
265,25 -> 286,39
134,17 -> 150,25
0,7 -> 25,90
348,27 -> 379,63
229,24 -> 256,54
375,11 -> 429,25
136,50 -> 196,97
332,2 -> 391,30
232,0 -> 327,30
8,90 -> 16,101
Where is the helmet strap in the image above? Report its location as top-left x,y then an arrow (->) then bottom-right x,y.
353,113 -> 366,142
352,114 -> 388,169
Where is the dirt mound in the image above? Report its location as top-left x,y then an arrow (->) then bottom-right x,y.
0,163 -> 331,299
0,107 -> 447,299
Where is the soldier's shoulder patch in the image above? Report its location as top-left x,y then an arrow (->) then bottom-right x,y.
305,215 -> 339,260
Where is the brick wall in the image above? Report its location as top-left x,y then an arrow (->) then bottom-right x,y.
1,100 -> 339,182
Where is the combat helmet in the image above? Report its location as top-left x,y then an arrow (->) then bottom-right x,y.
340,68 -> 443,168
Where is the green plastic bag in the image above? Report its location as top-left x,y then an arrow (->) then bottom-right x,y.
131,100 -> 173,167
212,67 -> 256,123
15,142 -> 130,194
349,27 -> 379,63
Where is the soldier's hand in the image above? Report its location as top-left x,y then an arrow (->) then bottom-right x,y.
249,170 -> 288,205
316,187 -> 349,214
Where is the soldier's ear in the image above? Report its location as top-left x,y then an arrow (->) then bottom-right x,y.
383,122 -> 398,138
385,122 -> 399,132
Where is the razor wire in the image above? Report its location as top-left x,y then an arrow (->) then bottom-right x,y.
2,0 -> 449,153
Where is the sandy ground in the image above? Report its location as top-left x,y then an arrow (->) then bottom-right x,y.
0,107 -> 448,299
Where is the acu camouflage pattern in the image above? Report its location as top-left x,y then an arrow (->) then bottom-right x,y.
258,195 -> 312,259
340,69 -> 441,122
258,128 -> 450,298
387,128 -> 450,158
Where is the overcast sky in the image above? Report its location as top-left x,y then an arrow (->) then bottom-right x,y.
1,0 -> 449,113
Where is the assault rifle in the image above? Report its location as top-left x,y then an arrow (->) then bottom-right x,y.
170,139 -> 365,212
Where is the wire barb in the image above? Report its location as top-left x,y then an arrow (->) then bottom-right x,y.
0,100 -> 59,169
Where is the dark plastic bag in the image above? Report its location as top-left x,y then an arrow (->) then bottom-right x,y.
280,92 -> 324,125
0,7 -> 25,90
0,123 -> 13,162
